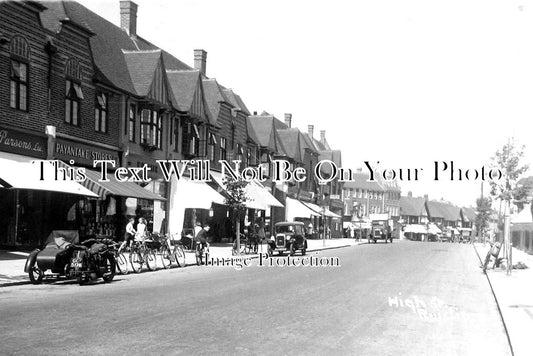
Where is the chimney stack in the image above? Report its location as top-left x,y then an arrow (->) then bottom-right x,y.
320,130 -> 326,143
194,49 -> 207,77
284,113 -> 292,128
120,1 -> 138,37
308,125 -> 314,138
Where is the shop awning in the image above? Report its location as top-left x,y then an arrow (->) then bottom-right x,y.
210,172 -> 283,210
404,224 -> 427,234
427,223 -> 442,235
83,169 -> 166,201
168,175 -> 226,235
286,197 -> 320,220
171,175 -> 225,209
0,153 -> 98,197
302,202 -> 342,219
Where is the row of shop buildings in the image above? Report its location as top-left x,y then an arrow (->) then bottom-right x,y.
398,192 -> 477,240
0,0 -> 346,249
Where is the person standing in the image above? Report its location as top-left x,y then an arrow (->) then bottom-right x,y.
136,217 -> 147,241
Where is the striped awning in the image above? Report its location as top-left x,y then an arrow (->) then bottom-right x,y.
83,169 -> 166,201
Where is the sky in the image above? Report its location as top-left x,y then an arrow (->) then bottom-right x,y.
74,0 -> 533,207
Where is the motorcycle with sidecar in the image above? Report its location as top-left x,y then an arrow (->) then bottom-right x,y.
68,238 -> 116,285
24,230 -> 79,284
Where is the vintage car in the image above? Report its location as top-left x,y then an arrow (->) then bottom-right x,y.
267,222 -> 308,256
24,230 -> 79,284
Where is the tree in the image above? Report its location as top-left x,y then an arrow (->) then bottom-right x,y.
489,138 -> 529,262
475,197 -> 491,240
223,175 -> 248,255
489,139 -> 529,209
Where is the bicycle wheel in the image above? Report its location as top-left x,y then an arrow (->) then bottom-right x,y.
244,243 -> 251,255
129,249 -> 143,273
115,252 -> 129,275
160,246 -> 172,269
173,244 -> 186,267
145,250 -> 157,271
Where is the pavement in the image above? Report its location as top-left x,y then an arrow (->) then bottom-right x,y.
0,237 -> 358,287
473,242 -> 533,356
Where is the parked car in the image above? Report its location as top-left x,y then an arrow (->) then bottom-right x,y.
24,230 -> 79,284
268,222 -> 308,256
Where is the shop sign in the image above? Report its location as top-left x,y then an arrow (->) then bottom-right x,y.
0,126 -> 47,158
55,138 -> 119,167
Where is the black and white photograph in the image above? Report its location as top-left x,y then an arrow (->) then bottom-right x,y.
1,0 -> 532,355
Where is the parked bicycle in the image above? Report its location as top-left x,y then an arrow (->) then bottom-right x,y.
111,242 -> 129,275
129,239 -> 157,273
195,241 -> 209,266
168,233 -> 187,267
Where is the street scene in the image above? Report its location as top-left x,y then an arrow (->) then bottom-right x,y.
2,0 -> 533,355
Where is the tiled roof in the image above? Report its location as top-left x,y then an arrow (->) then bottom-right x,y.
123,50 -> 161,96
222,89 -> 251,116
301,133 -> 318,155
399,196 -> 427,217
343,172 -> 385,191
276,129 -> 303,163
426,200 -> 461,221
202,78 -> 230,121
247,115 -> 287,156
461,207 -> 477,221
40,1 -> 191,95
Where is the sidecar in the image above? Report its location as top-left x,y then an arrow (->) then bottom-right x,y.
24,230 -> 79,284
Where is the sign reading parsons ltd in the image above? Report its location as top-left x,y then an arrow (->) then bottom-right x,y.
0,127 -> 47,158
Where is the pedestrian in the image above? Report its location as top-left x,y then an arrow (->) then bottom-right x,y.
118,217 -> 136,253
350,226 -> 355,240
136,217 -> 147,241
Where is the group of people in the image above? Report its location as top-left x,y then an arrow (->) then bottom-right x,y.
118,217 -> 149,253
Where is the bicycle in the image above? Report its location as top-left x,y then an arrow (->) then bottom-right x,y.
111,242 -> 129,275
149,233 -> 173,270
129,239 -> 157,273
195,242 -> 209,266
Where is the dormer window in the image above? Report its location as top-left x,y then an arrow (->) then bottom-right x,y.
65,59 -> 83,126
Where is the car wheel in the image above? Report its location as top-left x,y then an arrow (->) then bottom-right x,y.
290,243 -> 296,256
29,265 -> 43,284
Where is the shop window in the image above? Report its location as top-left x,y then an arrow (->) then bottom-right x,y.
129,104 -> 136,142
94,92 -> 107,133
9,36 -> 30,111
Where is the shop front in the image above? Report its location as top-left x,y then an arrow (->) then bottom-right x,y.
54,138 -> 166,241
0,126 -> 98,248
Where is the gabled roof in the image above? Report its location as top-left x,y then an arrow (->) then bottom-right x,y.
247,115 -> 287,156
39,1 -> 191,96
301,133 -> 318,156
426,200 -> 461,221
122,49 -> 173,106
166,70 -> 213,124
343,172 -> 385,191
400,196 -> 427,217
276,128 -> 303,163
461,207 -> 477,222
222,88 -> 250,116
202,78 -> 231,121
